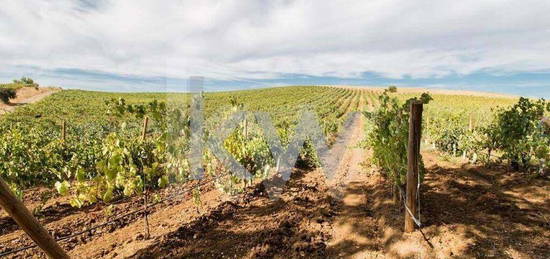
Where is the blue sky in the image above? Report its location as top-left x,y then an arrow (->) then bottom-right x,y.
2,66 -> 549,98
1,0 -> 550,98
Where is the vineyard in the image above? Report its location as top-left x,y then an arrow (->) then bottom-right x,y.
0,86 -> 548,258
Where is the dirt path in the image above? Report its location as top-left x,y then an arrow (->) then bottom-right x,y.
0,87 -> 60,114
325,91 -> 386,258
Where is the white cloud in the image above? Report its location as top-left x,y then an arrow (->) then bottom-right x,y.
1,0 -> 550,87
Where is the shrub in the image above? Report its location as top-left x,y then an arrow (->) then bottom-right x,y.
487,97 -> 550,171
0,88 -> 17,104
13,77 -> 39,89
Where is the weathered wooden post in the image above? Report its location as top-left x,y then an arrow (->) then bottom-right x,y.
244,116 -> 248,139
0,178 -> 69,258
141,116 -> 151,239
405,101 -> 423,233
61,121 -> 66,142
141,116 -> 149,141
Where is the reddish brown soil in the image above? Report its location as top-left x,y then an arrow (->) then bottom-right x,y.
340,152 -> 549,258
133,168 -> 335,258
0,179 -> 220,258
127,152 -> 549,259
418,153 -> 549,258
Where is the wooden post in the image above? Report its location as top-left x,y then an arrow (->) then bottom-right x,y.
141,116 -> 149,141
405,101 -> 423,233
0,178 -> 69,258
61,121 -> 66,142
141,116 -> 150,239
244,116 -> 248,139
143,186 -> 150,239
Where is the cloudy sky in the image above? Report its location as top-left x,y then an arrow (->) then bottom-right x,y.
1,0 -> 550,97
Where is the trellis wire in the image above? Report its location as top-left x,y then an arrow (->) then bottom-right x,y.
0,178 -> 215,257
398,184 -> 422,228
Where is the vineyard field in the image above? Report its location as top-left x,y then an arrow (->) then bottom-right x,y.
0,86 -> 548,258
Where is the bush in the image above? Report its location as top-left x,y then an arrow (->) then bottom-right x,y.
13,77 -> 39,89
0,88 -> 17,104
486,97 -> 550,171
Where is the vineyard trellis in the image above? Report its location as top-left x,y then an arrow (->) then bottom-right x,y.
0,178 -> 69,258
0,178 -> 215,257
0,86 -> 365,257
1,85 -> 548,257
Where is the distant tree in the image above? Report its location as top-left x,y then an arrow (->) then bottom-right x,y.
388,86 -> 397,92
13,77 -> 39,88
0,88 -> 17,104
